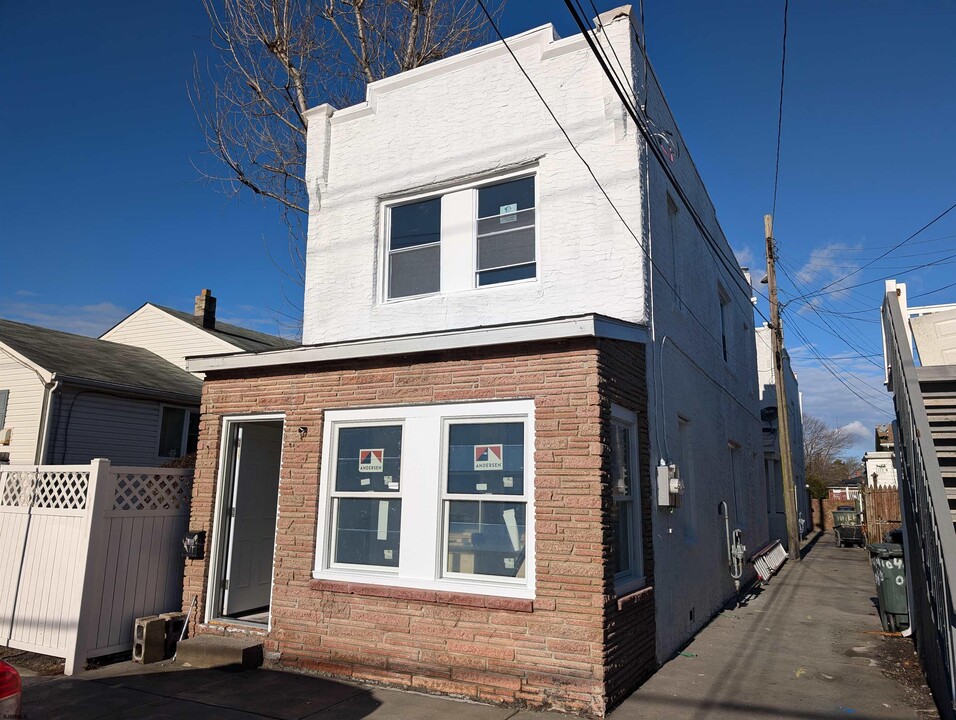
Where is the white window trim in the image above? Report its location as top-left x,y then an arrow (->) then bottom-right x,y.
610,404 -> 645,595
379,168 -> 539,304
315,399 -> 536,599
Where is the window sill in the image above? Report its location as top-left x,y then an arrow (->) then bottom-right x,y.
615,579 -> 652,611
310,577 -> 535,612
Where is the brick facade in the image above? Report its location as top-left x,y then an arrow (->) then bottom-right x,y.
183,338 -> 655,717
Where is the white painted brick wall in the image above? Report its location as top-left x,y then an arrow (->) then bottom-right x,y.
301,23 -> 646,344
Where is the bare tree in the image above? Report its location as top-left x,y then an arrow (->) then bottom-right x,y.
192,0 -> 504,331
803,415 -> 855,496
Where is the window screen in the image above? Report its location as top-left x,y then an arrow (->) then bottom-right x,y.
388,198 -> 441,298
476,177 -> 535,286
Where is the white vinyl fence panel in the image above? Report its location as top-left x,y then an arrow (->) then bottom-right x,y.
0,461 -> 192,673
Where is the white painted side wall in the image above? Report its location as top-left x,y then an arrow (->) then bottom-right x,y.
628,16 -> 769,659
301,23 -> 645,344
101,304 -> 235,370
46,388 -> 195,466
0,353 -> 47,464
864,451 -> 897,488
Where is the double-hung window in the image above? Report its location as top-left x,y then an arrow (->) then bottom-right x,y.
316,400 -> 535,598
329,424 -> 403,568
387,198 -> 441,299
476,177 -> 536,286
609,405 -> 643,591
384,172 -> 537,300
444,421 -> 527,579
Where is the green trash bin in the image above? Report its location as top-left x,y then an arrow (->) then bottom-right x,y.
867,543 -> 909,632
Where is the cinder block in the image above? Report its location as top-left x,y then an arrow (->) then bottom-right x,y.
133,615 -> 166,664
160,612 -> 188,659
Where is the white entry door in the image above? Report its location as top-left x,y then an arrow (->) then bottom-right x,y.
223,422 -> 282,616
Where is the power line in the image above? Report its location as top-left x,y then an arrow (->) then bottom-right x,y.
771,0 -> 789,220
472,0 -> 762,376
562,0 -> 760,316
791,199 -> 956,303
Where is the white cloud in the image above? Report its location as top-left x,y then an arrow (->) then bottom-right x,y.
793,242 -> 865,306
2,301 -> 129,337
791,354 -> 893,459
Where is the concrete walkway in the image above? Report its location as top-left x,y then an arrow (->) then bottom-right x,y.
613,533 -> 936,719
21,534 -> 934,719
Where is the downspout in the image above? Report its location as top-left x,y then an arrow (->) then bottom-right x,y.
35,377 -> 60,464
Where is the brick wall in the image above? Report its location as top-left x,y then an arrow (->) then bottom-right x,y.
597,340 -> 656,708
184,338 -> 654,716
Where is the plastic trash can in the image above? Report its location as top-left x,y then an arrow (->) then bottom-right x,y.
867,543 -> 909,632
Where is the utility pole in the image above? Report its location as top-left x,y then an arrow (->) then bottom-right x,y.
765,214 -> 801,562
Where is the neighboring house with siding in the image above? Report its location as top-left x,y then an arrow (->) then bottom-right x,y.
179,8 -> 768,717
0,290 -> 294,466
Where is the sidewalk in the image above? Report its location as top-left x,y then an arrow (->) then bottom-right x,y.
21,533 -> 936,719
613,532 -> 937,719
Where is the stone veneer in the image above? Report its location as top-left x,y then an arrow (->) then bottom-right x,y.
184,337 -> 655,717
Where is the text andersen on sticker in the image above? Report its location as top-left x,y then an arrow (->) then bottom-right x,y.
358,448 -> 384,472
474,444 -> 504,471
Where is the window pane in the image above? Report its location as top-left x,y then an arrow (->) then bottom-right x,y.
477,264 -> 536,286
477,224 -> 535,271
389,244 -> 440,298
447,422 -> 524,495
478,177 -> 535,219
390,198 -> 441,250
446,500 -> 525,577
335,498 -> 401,567
159,407 -> 186,458
335,426 -> 403,492
611,499 -> 632,574
609,423 -> 631,497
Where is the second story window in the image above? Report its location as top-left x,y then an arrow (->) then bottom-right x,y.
384,172 -> 536,301
477,177 -> 536,286
387,197 -> 441,299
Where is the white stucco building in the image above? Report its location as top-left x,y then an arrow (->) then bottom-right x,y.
185,7 -> 768,715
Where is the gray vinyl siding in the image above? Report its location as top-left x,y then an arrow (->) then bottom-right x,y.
47,388 -> 197,466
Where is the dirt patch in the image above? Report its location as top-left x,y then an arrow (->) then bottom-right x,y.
878,634 -> 938,716
0,646 -> 64,676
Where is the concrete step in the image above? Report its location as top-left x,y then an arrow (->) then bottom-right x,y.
175,634 -> 263,669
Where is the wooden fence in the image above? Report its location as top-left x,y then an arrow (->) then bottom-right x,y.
0,460 -> 192,674
863,487 -> 902,543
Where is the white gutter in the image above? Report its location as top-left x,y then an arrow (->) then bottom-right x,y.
187,314 -> 648,374
35,380 -> 59,464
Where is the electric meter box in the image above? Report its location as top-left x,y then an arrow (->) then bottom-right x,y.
657,463 -> 683,507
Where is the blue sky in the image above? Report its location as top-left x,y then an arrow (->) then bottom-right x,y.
3,2 -> 955,457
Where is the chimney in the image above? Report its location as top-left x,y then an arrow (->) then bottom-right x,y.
194,289 -> 217,329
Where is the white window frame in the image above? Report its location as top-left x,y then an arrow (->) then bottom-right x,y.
315,400 -> 536,599
379,168 -> 539,304
156,404 -> 199,460
718,285 -> 731,363
610,405 -> 645,595
327,419 -> 405,574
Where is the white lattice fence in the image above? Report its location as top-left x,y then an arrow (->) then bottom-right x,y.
0,461 -> 193,673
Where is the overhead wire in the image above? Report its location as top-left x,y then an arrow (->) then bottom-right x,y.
472,0 -> 768,416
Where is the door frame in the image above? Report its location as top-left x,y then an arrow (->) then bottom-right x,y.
205,413 -> 285,628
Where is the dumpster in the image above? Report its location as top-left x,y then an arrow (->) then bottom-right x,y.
867,543 -> 909,632
833,509 -> 864,548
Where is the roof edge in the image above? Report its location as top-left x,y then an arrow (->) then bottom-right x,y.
186,314 -> 648,374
